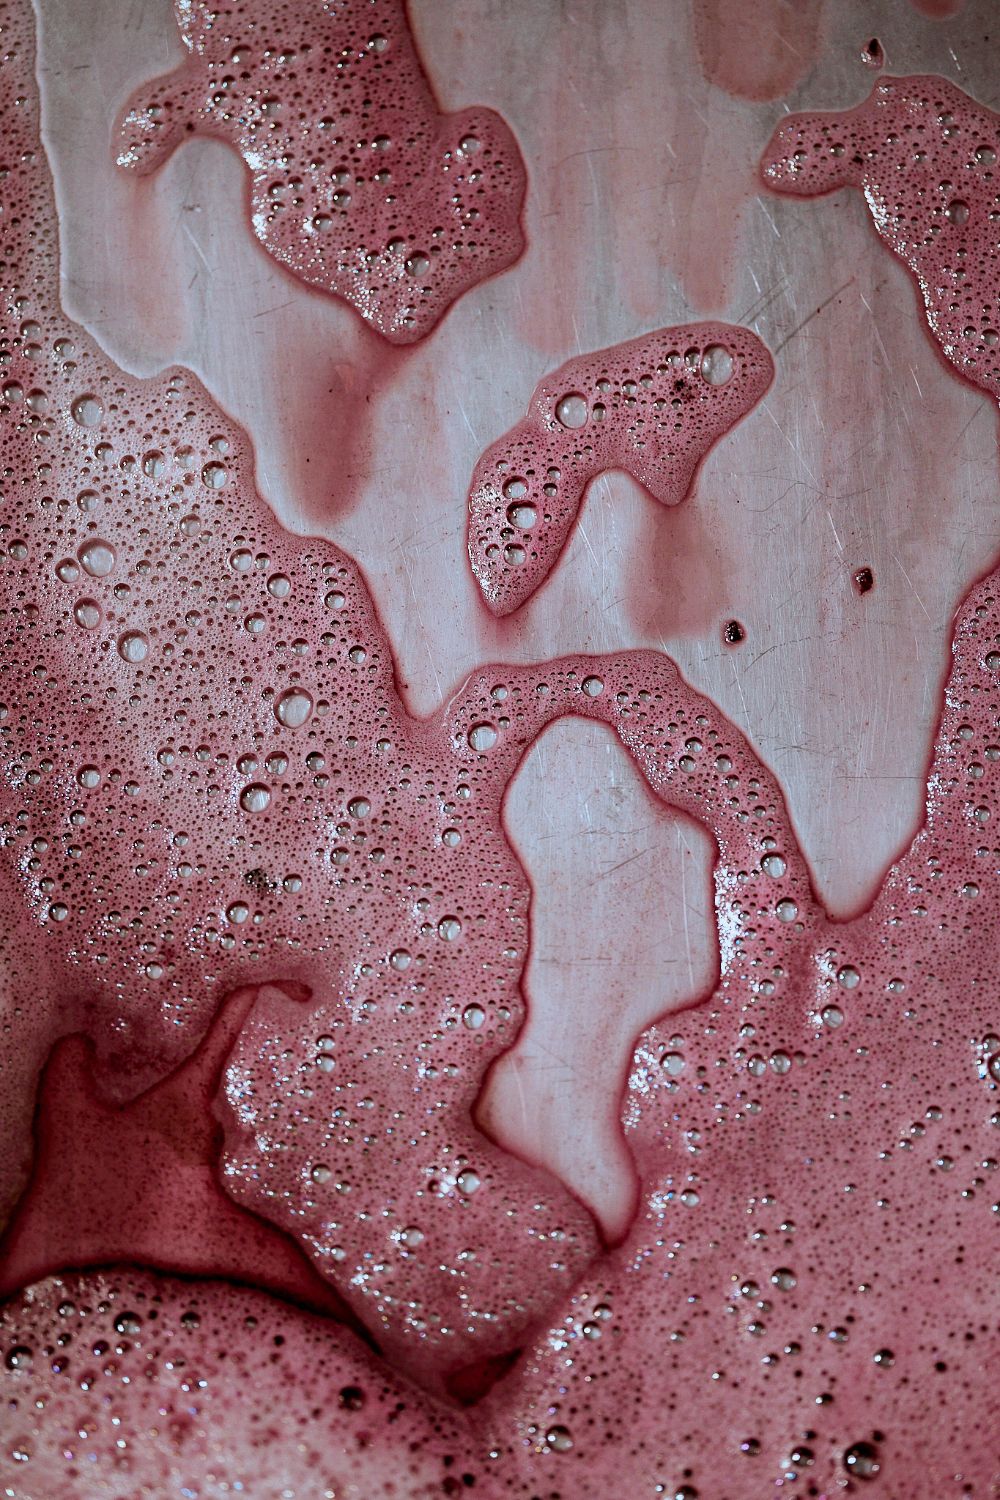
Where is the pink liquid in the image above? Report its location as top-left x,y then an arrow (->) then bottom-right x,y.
466,326 -> 772,615
116,0 -> 526,344
0,6 -> 997,1499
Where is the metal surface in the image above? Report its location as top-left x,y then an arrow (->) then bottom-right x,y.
31,0 -> 1000,1226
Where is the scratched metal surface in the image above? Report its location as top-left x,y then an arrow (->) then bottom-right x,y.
32,0 -> 1000,1229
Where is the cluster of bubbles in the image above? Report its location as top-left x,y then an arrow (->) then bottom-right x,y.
466,324 -> 773,614
0,3 -> 995,1496
115,0 -> 526,343
761,74 -> 1000,400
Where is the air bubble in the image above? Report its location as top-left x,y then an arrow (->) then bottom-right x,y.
73,598 -> 101,629
239,784 -> 271,813
700,344 -> 733,385
555,392 -> 588,428
117,631 -> 149,663
78,539 -> 116,578
70,393 -> 104,427
275,687 -> 313,728
468,722 -> 498,753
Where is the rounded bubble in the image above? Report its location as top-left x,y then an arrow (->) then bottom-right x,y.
117,631 -> 149,663
70,393 -> 104,427
275,687 -> 313,728
545,1425 -> 574,1452
73,598 -> 101,630
239,783 -> 271,813
555,391 -> 588,429
78,539 -> 116,578
468,722 -> 498,753
700,344 -> 734,385
843,1441 -> 881,1480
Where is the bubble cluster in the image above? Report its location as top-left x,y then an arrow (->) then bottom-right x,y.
761,74 -> 1000,400
115,0 -> 526,343
466,325 -> 773,614
0,6 -> 996,1498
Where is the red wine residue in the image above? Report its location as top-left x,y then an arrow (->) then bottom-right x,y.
0,7 -> 996,1499
467,329 -> 773,616
116,0 -> 526,344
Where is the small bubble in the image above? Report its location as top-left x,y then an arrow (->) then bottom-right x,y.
275,687 -> 313,728
555,392 -> 588,429
78,539 -> 116,578
545,1425 -> 573,1452
945,198 -> 970,226
821,1004 -> 844,1029
456,1168 -> 480,1194
507,501 -> 537,528
267,573 -> 291,599
117,631 -> 149,663
700,344 -> 734,385
73,598 -> 101,630
776,898 -> 798,922
389,948 -> 412,971
762,853 -> 786,878
462,1003 -> 485,1029
438,915 -> 462,941
837,964 -> 860,989
226,902 -> 250,925
202,461 -> 228,489
70,393 -> 104,427
240,784 -> 271,813
844,1441 -> 881,1480
468,722 -> 498,753
348,796 -> 370,818
582,675 -> 604,697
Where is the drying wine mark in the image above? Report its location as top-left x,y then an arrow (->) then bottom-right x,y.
466,326 -> 774,616
760,74 -> 1000,403
690,0 -> 824,103
0,1 -> 997,1493
0,1268 -> 468,1496
0,0 -> 793,1403
115,0 -> 526,345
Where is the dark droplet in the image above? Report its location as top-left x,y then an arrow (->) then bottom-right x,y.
853,566 -> 874,594
724,619 -> 746,644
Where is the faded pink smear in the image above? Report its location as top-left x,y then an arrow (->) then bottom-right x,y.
116,0 -> 526,344
466,326 -> 773,615
692,0 -> 824,102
